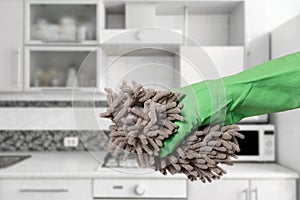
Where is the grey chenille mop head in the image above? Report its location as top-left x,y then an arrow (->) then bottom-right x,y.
101,81 -> 244,183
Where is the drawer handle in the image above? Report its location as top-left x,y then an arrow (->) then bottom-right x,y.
19,188 -> 69,193
16,47 -> 22,87
113,185 -> 123,189
42,40 -> 82,44
41,88 -> 81,92
241,188 -> 249,200
251,187 -> 258,200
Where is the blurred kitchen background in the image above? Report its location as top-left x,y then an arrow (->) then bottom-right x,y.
0,0 -> 300,200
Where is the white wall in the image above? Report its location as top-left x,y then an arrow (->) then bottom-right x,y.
246,0 -> 300,67
267,0 -> 300,30
271,15 -> 300,57
270,8 -> 300,198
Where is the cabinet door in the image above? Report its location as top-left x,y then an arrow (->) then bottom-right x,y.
189,180 -> 249,200
180,46 -> 244,87
251,179 -> 296,200
245,0 -> 269,68
0,0 -> 23,92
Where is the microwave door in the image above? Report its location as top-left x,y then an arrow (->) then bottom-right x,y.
235,130 -> 261,161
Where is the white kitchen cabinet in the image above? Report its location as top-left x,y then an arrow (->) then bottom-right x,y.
0,179 -> 93,200
250,179 -> 296,200
0,0 -> 23,92
101,1 -> 184,45
99,47 -> 180,92
103,1 -> 184,31
187,1 -> 244,46
93,178 -> 187,199
203,47 -> 244,76
101,0 -> 246,88
25,0 -> 99,45
126,2 -> 156,29
180,46 -> 244,86
100,28 -> 183,44
271,14 -> 300,59
189,179 -> 297,200
245,0 -> 269,68
25,46 -> 98,92
189,180 -> 249,200
23,0 -> 100,94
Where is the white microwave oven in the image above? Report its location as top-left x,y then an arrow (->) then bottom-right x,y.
235,124 -> 275,162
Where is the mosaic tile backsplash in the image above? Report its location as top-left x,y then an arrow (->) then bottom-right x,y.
0,101 -> 108,152
0,130 -> 109,152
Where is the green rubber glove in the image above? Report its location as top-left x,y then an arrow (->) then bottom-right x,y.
160,51 -> 300,158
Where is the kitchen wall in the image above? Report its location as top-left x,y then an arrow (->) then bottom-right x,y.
271,109 -> 300,197
270,7 -> 300,196
267,0 -> 300,30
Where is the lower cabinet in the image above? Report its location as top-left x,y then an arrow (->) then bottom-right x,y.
189,180 -> 249,200
93,178 -> 187,199
0,177 -> 296,200
250,179 -> 297,200
189,179 -> 297,200
0,179 -> 93,200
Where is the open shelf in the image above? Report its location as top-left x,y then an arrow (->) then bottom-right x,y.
104,1 -> 125,29
102,1 -> 244,46
103,1 -> 184,31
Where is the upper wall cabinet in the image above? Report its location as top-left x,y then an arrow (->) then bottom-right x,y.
102,1 -> 185,31
245,0 -> 269,68
25,46 -> 98,92
100,1 -> 184,44
100,1 -> 244,47
272,14 -> 300,59
0,0 -> 24,92
186,1 -> 244,46
23,0 -> 99,93
25,0 -> 99,45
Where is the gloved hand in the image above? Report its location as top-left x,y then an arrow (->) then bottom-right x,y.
160,51 -> 300,158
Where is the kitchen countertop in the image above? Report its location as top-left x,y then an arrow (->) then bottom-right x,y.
0,152 -> 298,180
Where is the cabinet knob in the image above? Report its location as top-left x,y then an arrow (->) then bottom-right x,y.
135,185 -> 146,196
135,31 -> 146,41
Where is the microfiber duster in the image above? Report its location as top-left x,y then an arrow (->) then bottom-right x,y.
101,51 -> 300,182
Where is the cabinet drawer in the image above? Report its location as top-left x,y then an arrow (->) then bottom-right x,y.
0,179 -> 92,200
100,29 -> 183,44
93,178 -> 187,198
